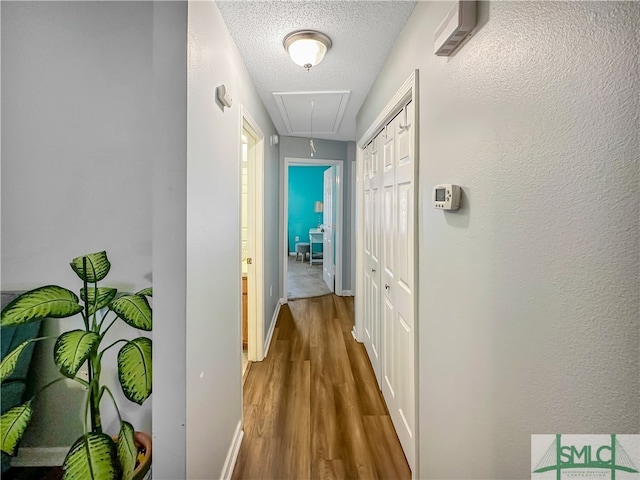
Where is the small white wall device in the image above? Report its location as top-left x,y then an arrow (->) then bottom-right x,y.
216,84 -> 233,108
434,0 -> 476,56
433,184 -> 461,210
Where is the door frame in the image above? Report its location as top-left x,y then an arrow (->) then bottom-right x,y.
322,166 -> 336,292
240,106 -> 265,362
282,157 -> 344,301
355,70 -> 419,475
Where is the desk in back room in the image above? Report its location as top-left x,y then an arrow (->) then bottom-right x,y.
308,228 -> 323,265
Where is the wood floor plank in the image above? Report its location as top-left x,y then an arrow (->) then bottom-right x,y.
232,294 -> 411,480
232,436 -> 283,480
289,304 -> 311,361
281,359 -> 311,479
274,303 -> 296,342
333,382 -> 378,479
316,458 -> 346,480
363,416 -> 412,480
255,344 -> 291,438
310,352 -> 340,475
342,331 -> 388,416
333,295 -> 355,333
322,315 -> 356,385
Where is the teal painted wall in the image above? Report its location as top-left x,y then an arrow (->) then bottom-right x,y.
288,166 -> 329,252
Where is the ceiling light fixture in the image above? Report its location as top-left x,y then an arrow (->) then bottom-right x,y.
283,30 -> 332,71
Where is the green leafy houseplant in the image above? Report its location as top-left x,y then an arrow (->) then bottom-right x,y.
0,251 -> 152,480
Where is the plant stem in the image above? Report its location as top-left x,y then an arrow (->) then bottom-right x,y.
83,383 -> 91,433
100,339 -> 127,355
83,256 -> 102,434
91,280 -> 98,331
100,317 -> 119,339
100,386 -> 123,425
81,257 -> 90,331
97,310 -> 111,332
89,351 -> 103,434
69,376 -> 90,389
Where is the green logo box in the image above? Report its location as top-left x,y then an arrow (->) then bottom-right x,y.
532,434 -> 640,480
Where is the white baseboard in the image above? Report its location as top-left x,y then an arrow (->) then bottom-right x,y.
220,420 -> 243,480
263,300 -> 282,358
342,290 -> 353,296
12,447 -> 69,467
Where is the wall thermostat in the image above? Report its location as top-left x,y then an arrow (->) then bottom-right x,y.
433,184 -> 461,210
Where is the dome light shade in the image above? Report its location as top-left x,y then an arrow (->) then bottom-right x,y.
283,31 -> 332,70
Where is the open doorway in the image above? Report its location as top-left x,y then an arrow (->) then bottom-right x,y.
240,107 -> 265,374
282,157 -> 344,301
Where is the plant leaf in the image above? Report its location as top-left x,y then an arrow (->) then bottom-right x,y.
62,433 -> 119,480
0,401 -> 33,456
1,339 -> 37,381
70,252 -> 111,283
1,286 -> 83,327
110,295 -> 151,331
136,287 -> 152,298
54,330 -> 100,378
117,422 -> 136,480
118,337 -> 152,405
80,287 -> 118,316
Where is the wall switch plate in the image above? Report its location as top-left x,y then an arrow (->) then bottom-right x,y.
295,235 -> 300,241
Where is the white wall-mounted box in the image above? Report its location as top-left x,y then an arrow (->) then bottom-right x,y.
434,0 -> 476,56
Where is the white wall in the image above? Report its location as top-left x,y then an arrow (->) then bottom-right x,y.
2,0 -> 155,448
357,2 -> 639,478
151,2 -> 187,477
187,1 -> 279,476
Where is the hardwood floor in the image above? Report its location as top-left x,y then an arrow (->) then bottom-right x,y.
232,294 -> 411,480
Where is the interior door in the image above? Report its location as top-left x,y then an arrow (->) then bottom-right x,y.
241,126 -> 256,360
363,134 -> 382,386
322,166 -> 335,292
380,102 -> 415,469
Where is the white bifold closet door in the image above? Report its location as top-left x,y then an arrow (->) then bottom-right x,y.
323,166 -> 335,292
363,132 -> 382,385
362,100 -> 415,470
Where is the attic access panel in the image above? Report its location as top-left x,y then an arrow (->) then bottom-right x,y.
273,91 -> 351,136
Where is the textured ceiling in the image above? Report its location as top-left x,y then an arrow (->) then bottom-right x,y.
217,1 -> 417,141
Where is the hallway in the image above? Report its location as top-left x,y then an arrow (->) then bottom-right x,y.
232,295 -> 411,479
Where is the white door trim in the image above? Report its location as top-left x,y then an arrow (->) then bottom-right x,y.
358,71 -> 418,150
282,157 -> 344,301
351,161 -> 357,299
240,105 -> 265,362
355,70 -> 419,477
355,148 -> 364,340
